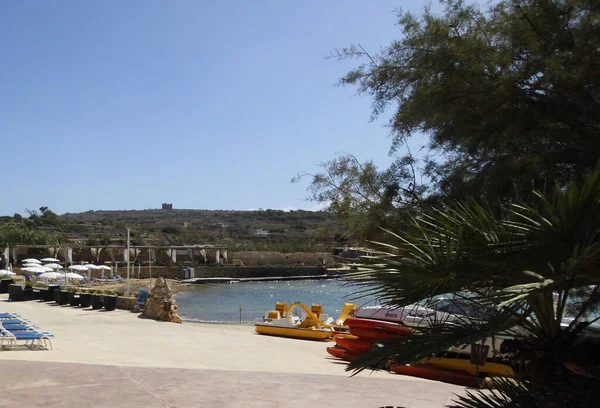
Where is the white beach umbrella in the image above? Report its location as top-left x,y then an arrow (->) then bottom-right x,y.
44,263 -> 63,270
97,264 -> 112,278
69,265 -> 89,271
21,266 -> 48,274
38,271 -> 61,279
65,272 -> 84,280
82,264 -> 100,278
0,269 -> 16,277
22,258 -> 42,264
22,262 -> 42,268
41,257 -> 61,263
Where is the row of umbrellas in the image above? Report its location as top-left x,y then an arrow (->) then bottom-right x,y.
17,258 -> 113,281
22,258 -> 60,264
39,271 -> 86,280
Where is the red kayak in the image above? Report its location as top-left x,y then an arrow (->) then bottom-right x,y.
345,318 -> 412,340
326,346 -> 359,361
334,335 -> 375,355
389,364 -> 479,388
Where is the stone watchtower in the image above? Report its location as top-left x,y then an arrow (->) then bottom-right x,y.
161,203 -> 173,210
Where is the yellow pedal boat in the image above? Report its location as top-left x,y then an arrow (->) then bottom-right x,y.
255,302 -> 356,341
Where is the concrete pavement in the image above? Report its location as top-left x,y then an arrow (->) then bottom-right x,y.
0,360 -> 466,408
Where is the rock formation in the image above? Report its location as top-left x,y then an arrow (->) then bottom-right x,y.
143,277 -> 182,323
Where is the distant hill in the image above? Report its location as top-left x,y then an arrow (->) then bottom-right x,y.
53,208 -> 346,252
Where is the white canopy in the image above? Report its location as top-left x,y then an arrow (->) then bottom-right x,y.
84,264 -> 100,270
69,265 -> 89,271
65,272 -> 84,280
0,269 -> 16,277
23,262 -> 42,268
21,266 -> 49,274
22,258 -> 42,264
39,271 -> 61,279
44,263 -> 64,270
41,257 -> 61,263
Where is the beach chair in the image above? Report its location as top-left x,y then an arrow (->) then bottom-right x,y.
275,302 -> 289,317
1,324 -> 35,331
311,303 -> 323,318
0,313 -> 20,318
134,289 -> 149,311
0,328 -> 53,350
0,319 -> 28,325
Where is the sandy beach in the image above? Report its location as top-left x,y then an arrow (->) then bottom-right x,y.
0,294 -> 467,407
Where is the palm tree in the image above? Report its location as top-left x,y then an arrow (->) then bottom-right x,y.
345,164 -> 600,407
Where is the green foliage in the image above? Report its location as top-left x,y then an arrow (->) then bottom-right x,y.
303,0 -> 600,243
86,236 -> 100,246
0,223 -> 51,245
294,153 -> 424,242
347,163 -> 600,406
340,0 -> 599,199
161,226 -> 180,234
4,206 -> 340,255
25,206 -> 59,226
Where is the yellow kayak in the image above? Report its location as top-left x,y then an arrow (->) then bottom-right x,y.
254,324 -> 333,340
419,357 -> 515,377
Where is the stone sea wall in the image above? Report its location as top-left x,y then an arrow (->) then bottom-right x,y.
227,251 -> 335,266
107,265 -> 334,280
192,266 -> 331,279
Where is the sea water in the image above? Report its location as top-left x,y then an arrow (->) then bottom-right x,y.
175,279 -> 378,324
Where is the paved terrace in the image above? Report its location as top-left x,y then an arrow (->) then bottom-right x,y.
0,295 -> 468,407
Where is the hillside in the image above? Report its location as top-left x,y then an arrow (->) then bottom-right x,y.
1,208 -> 347,253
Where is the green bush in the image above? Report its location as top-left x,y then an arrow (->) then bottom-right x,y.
161,226 -> 180,234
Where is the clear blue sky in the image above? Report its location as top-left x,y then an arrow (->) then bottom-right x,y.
1,0 -> 437,216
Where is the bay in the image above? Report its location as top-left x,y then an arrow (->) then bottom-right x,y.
175,279 -> 378,324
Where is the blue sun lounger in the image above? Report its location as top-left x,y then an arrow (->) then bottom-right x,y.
0,319 -> 26,325
0,328 -> 53,350
1,324 -> 32,331
1,321 -> 39,330
0,313 -> 20,318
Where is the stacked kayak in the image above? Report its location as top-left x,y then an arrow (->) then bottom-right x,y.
326,317 -> 412,361
389,364 -> 480,387
345,317 -> 412,339
326,315 -> 515,387
388,358 -> 515,387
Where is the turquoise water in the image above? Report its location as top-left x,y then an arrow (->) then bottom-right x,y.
175,279 -> 378,324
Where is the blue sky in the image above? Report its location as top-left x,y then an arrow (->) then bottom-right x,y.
0,0 -> 437,216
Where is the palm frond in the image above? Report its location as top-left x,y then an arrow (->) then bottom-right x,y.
448,377 -> 534,408
342,163 -> 600,379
